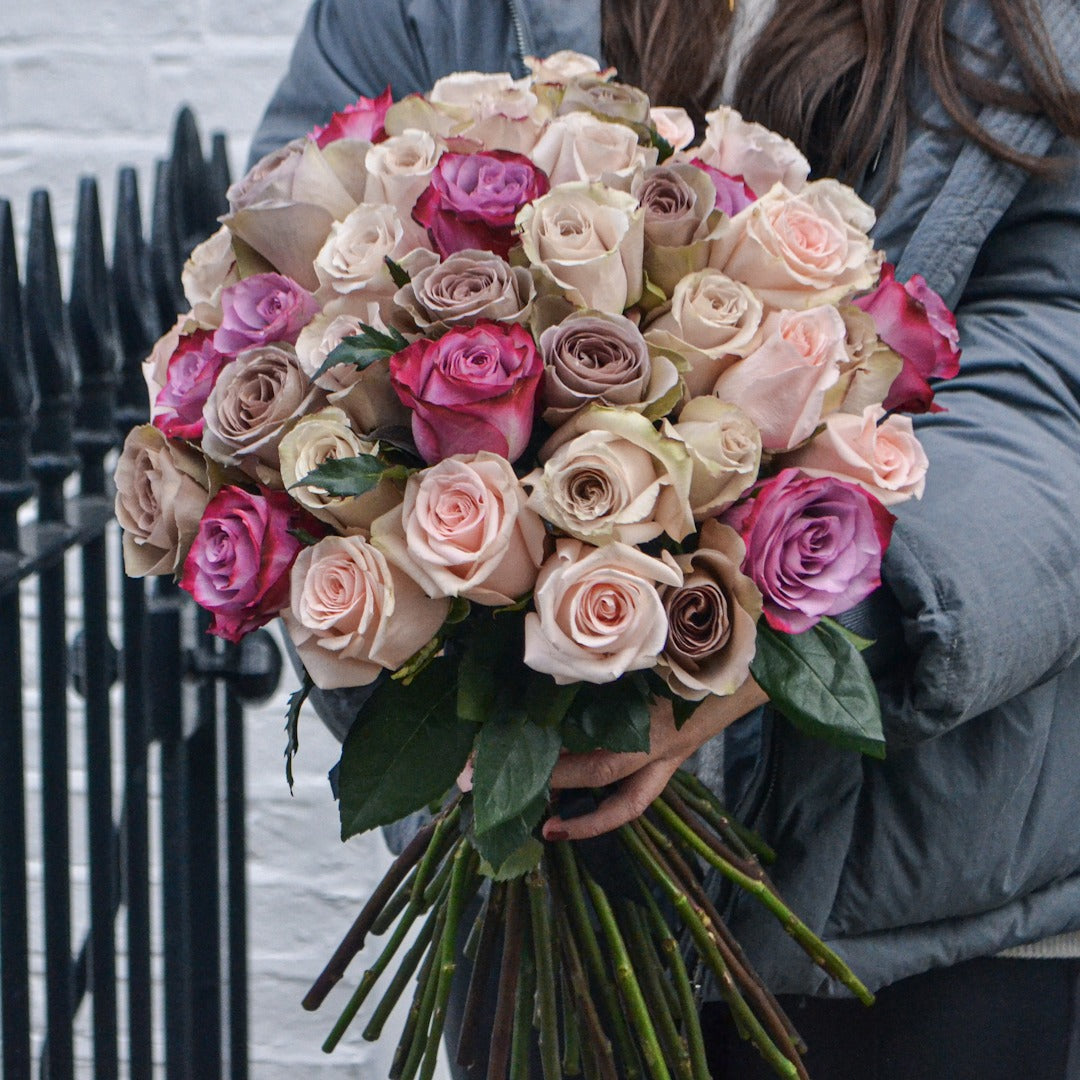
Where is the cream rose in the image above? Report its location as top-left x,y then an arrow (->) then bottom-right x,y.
782,404 -> 928,505
524,51 -> 607,84
671,397 -> 762,519
517,182 -> 645,312
283,534 -> 450,690
659,520 -> 763,700
711,179 -> 881,311
524,538 -> 681,685
181,225 -> 239,319
525,406 -> 694,545
363,130 -> 443,250
372,452 -> 547,606
201,343 -> 325,485
530,111 -> 653,186
645,269 -> 764,397
695,106 -> 810,195
114,424 -> 211,577
712,306 -> 846,451
314,202 -> 410,303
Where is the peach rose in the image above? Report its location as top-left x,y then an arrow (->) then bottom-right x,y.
711,180 -> 881,311
524,538 -> 681,685
517,182 -> 645,312
371,452 -> 547,606
781,404 -> 928,505
283,534 -> 450,689
114,425 -> 211,577
530,111 -> 654,185
712,306 -> 846,451
695,106 -> 810,196
658,519 -> 763,700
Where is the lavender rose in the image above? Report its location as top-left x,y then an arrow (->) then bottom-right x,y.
213,273 -> 320,356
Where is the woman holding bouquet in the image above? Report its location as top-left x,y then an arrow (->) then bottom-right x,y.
248,1 -> 1080,1076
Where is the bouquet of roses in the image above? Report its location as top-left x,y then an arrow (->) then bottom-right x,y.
115,49 -> 960,1080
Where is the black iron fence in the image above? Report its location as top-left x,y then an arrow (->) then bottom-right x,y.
0,109 -> 282,1080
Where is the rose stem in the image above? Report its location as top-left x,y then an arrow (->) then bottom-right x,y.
456,881 -> 507,1069
371,866 -> 421,935
551,842 -> 645,1080
557,954 -> 582,1076
389,905 -> 446,1080
652,796 -> 874,1006
619,823 -> 799,1080
659,790 -> 765,881
399,904 -> 452,1080
639,814 -> 807,1060
670,771 -> 777,864
527,869 -> 563,1080
420,844 -> 478,1080
487,877 -> 526,1080
580,864 -> 672,1080
547,862 -> 618,1080
509,912 -> 537,1079
616,897 -> 692,1080
634,883 -> 711,1080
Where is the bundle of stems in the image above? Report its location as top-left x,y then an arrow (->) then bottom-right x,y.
303,770 -> 873,1080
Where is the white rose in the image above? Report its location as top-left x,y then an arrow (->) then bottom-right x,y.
530,111 -> 654,185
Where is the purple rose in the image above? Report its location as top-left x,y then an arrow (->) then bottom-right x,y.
689,158 -> 756,216
412,150 -> 550,259
723,468 -> 895,634
153,330 -> 230,440
213,273 -> 320,356
180,485 -> 318,642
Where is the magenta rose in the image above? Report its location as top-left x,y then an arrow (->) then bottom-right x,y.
853,263 -> 961,413
723,467 -> 895,634
153,330 -> 230,440
412,150 -> 550,259
390,321 -> 542,464
311,86 -> 393,147
689,159 -> 756,216
180,485 -> 318,642
213,273 -> 320,356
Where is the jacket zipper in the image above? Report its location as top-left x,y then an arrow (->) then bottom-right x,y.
506,0 -> 537,73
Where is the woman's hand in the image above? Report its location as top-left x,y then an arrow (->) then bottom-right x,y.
542,677 -> 769,842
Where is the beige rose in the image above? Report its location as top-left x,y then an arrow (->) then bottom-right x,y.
712,306 -> 846,451
524,538 -> 681,685
782,404 -> 928,505
295,311 -> 372,392
277,407 -> 403,531
710,179 -> 882,311
517,182 -> 645,312
283,534 -> 450,689
659,520 -> 763,700
384,95 -> 466,141
201,343 -> 325,485
559,76 -> 652,130
539,309 -> 680,425
313,202 -> 410,305
644,270 -> 764,397
393,249 -> 535,334
114,424 -> 210,577
530,111 -> 654,185
650,107 -> 695,152
695,106 -> 810,195
525,51 -> 607,85
671,397 -> 762,519
142,317 -> 185,416
425,71 -> 547,154
525,406 -> 694,545
821,305 -> 905,416
181,225 -> 239,322
371,452 -> 547,606
363,130 -> 443,250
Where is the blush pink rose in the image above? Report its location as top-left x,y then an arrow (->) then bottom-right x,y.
311,87 -> 393,147
152,330 -> 230,440
853,263 -> 961,413
180,486 -> 319,643
213,273 -> 320,356
722,467 -> 895,634
389,321 -> 543,464
412,150 -> 550,259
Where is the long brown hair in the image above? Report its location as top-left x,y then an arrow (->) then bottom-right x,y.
602,0 -> 1080,193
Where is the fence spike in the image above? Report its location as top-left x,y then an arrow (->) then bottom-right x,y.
169,106 -> 217,260
0,200 -> 35,496
209,132 -> 232,218
150,159 -> 184,331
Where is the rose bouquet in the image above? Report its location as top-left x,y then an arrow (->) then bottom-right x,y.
116,50 -> 960,1080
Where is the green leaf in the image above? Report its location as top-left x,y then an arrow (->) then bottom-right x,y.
651,128 -> 675,163
525,673 -> 580,730
471,792 -> 547,874
294,454 -> 412,498
444,597 -> 472,625
477,836 -> 544,881
820,615 -> 874,652
284,672 -> 314,793
311,323 -> 410,380
384,255 -> 411,287
671,696 -> 701,730
337,660 -> 477,840
458,639 -> 497,724
560,678 -> 652,754
750,621 -> 886,759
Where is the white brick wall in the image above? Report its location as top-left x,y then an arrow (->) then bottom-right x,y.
1,4 -> 451,1076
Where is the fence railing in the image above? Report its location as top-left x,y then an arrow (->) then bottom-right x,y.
0,108 -> 282,1080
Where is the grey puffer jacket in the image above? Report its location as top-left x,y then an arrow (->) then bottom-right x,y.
251,0 -> 1080,996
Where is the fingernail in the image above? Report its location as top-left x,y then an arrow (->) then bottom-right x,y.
545,826 -> 570,842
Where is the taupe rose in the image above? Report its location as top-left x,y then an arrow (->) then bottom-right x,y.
559,75 -> 652,129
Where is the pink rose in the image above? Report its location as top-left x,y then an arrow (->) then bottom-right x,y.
722,468 -> 895,634
389,321 -> 543,464
152,330 -> 230,440
371,452 -> 547,606
412,150 -> 550,259
311,87 -> 393,147
696,106 -> 810,196
213,273 -> 320,356
853,263 -> 961,413
180,486 -> 318,643
689,159 -> 756,216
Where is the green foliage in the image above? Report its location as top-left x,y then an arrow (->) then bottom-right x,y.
312,322 -> 410,380
294,454 -> 413,498
284,672 -> 314,793
560,675 -> 651,754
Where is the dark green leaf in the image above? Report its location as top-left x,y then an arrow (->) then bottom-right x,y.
294,454 -> 412,498
311,322 -> 410,380
384,256 -> 411,288
284,672 -> 314,793
820,615 -> 874,652
750,621 -> 886,759
471,792 -> 547,874
671,696 -> 701,730
477,836 -> 543,881
525,673 -> 580,730
458,639 -> 496,724
337,660 -> 477,839
651,128 -> 675,163
444,597 -> 472,626
560,678 -> 651,754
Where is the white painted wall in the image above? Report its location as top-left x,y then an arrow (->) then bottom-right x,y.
0,3 -> 450,1075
